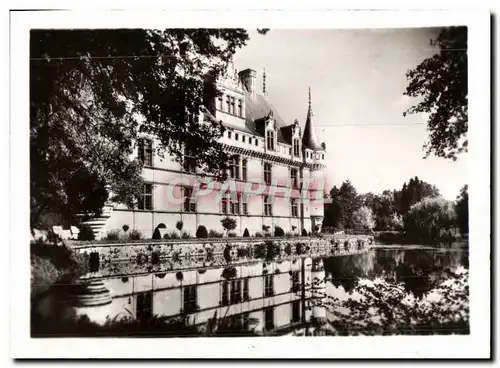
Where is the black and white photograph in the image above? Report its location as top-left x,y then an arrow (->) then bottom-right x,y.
9,7 -> 490,359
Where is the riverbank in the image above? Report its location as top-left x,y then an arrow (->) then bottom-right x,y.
374,231 -> 468,248
30,241 -> 88,299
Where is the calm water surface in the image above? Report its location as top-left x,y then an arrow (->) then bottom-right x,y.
33,244 -> 469,337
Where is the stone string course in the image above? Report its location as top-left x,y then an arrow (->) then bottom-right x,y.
65,235 -> 374,280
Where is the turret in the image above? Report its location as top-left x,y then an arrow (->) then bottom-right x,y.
238,68 -> 257,99
302,87 -> 324,151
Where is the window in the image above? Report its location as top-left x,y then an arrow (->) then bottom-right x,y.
138,183 -> 153,210
235,133 -> 239,141
183,285 -> 197,314
230,279 -> 242,304
266,130 -> 275,150
291,271 -> 300,290
243,278 -> 249,301
322,154 -> 325,160
238,100 -> 243,117
222,280 -> 245,306
264,196 -> 273,217
292,300 -> 301,323
290,168 -> 298,189
183,149 -> 196,173
231,97 -> 236,115
264,274 -> 274,297
230,155 -> 240,179
183,187 -> 196,212
255,139 -> 258,147
242,195 -> 248,215
293,138 -> 300,157
242,135 -> 246,143
249,137 -> 253,145
136,292 -> 153,321
138,138 -> 153,167
230,194 -> 240,215
264,163 -> 272,185
242,159 -> 248,181
228,131 -> 232,139
264,307 -> 274,331
291,198 -> 299,217
220,193 -> 229,214
226,95 -> 231,113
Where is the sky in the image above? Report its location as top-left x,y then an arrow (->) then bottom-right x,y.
232,28 -> 468,200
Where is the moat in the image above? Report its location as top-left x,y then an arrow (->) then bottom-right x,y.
31,240 -> 469,337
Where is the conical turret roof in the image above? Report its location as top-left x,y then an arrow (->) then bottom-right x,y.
302,87 -> 324,151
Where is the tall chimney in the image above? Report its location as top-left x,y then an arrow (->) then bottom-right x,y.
238,68 -> 257,98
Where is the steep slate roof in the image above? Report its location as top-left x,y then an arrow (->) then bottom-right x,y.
243,90 -> 289,144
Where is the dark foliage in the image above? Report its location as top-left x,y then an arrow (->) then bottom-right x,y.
274,226 -> 285,237
78,225 -> 95,241
243,228 -> 250,237
404,26 -> 468,160
196,225 -> 208,238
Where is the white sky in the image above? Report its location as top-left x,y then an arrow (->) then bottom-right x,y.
232,28 -> 468,200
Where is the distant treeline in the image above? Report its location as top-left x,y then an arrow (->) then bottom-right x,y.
323,177 -> 468,245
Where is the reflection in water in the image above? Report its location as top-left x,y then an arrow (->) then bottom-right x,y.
32,246 -> 469,337
324,248 -> 468,300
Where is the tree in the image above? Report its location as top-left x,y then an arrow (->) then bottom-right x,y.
352,206 -> 376,231
455,185 -> 468,235
403,197 -> 457,244
404,26 -> 468,160
396,177 -> 440,215
324,181 -> 361,230
31,29 -> 258,227
221,217 -> 237,236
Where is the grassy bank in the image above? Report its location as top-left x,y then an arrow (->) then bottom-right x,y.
30,240 -> 88,299
374,231 -> 468,247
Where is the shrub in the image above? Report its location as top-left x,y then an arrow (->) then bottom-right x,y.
129,229 -> 143,240
181,232 -> 191,239
228,232 -> 237,238
152,223 -> 167,240
208,229 -> 224,238
163,232 -> 171,239
254,232 -> 263,238
122,224 -> 130,232
196,226 -> 208,238
285,232 -> 294,237
169,231 -> 180,239
243,228 -> 250,237
296,242 -> 305,255
78,225 -> 95,241
301,228 -> 308,236
31,255 -> 59,297
262,225 -> 271,234
105,229 -> 120,241
176,221 -> 184,232
221,266 -> 237,280
237,247 -> 249,258
274,226 -> 285,237
221,217 -> 237,234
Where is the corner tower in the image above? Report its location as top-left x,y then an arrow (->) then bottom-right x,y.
301,87 -> 326,233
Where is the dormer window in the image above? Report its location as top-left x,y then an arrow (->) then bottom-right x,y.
293,138 -> 300,157
266,130 -> 275,151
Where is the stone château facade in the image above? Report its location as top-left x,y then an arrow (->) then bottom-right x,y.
92,66 -> 327,239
